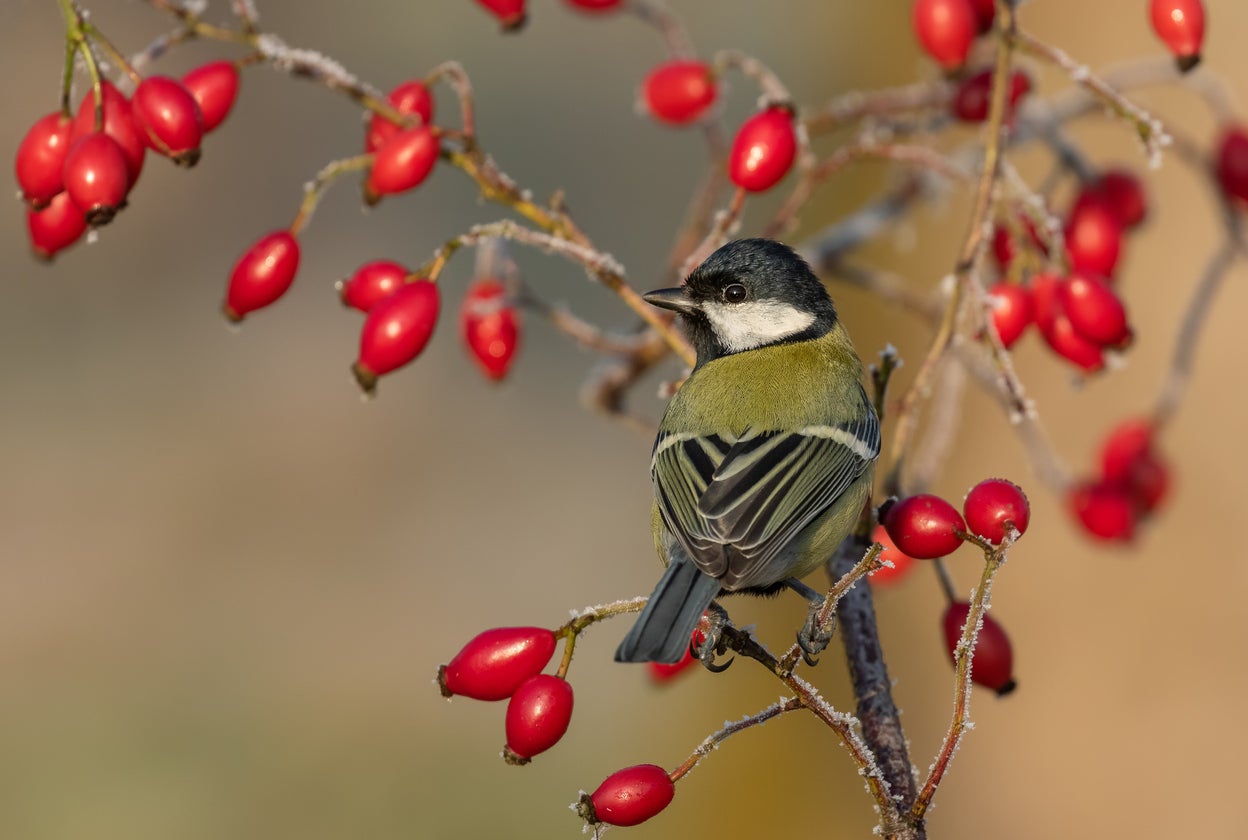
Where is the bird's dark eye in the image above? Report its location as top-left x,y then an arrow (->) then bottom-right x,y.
723,283 -> 748,303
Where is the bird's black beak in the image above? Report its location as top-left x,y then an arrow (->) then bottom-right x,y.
643,286 -> 700,316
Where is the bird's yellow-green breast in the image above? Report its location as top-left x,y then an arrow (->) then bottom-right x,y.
660,322 -> 866,436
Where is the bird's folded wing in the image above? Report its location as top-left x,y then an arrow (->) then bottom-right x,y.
652,407 -> 880,588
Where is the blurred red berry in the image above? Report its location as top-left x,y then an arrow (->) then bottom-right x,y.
223,230 -> 301,322
15,112 -> 73,209
364,126 -> 440,205
963,479 -> 1030,544
951,69 -> 1030,123
1215,126 -> 1248,204
883,494 -> 966,559
71,81 -> 146,188
1100,419 -> 1170,513
1068,479 -> 1137,541
1100,419 -> 1155,483
1150,0 -> 1205,72
565,0 -> 623,11
967,0 -> 995,33
942,601 -> 1016,695
131,76 -> 205,166
438,626 -> 557,701
728,107 -> 797,193
1038,307 -> 1106,372
365,80 -> 435,153
339,260 -> 409,313
986,282 -> 1033,349
1089,170 -> 1147,229
352,280 -> 441,394
62,133 -> 131,226
912,0 -> 976,70
1059,272 -> 1131,348
991,217 -> 1048,269
868,523 -> 917,586
27,191 -> 88,261
583,764 -> 675,827
461,279 -> 520,381
1028,272 -> 1061,333
642,60 -> 717,126
475,0 -> 526,29
1065,196 -> 1123,278
647,627 -> 705,683
503,674 -> 574,763
182,61 -> 241,133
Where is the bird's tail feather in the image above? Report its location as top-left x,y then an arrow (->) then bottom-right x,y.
615,561 -> 720,664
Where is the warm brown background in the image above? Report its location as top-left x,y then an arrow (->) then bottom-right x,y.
2,2 -> 1246,838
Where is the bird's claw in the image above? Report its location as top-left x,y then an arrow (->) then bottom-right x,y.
797,598 -> 835,666
694,602 -> 734,672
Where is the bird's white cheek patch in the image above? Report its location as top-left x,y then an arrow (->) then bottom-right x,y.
702,300 -> 817,353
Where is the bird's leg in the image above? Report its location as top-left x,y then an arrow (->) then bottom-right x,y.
695,601 -> 735,672
786,578 -> 835,666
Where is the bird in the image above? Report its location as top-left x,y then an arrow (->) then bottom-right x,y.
614,238 -> 880,664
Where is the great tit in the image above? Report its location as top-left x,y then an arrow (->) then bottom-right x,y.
615,238 -> 880,664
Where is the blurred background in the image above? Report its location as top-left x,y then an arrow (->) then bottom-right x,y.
2,1 -> 1246,838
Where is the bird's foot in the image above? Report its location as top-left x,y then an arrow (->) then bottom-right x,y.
693,602 -> 734,673
796,596 -> 836,667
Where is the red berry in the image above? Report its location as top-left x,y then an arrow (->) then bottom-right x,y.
365,81 -> 435,153
584,764 -> 675,827
1065,196 -> 1123,278
1059,272 -> 1131,347
62,133 -> 131,226
967,0 -> 995,33
642,60 -> 717,126
1100,419 -> 1170,513
70,81 -> 146,189
1125,452 -> 1170,513
223,230 -> 301,322
26,191 -> 88,261
503,674 -> 574,762
647,627 -> 705,683
182,61 -> 241,133
475,0 -> 526,30
352,280 -> 441,394
338,260 -> 408,313
728,107 -> 797,193
131,76 -> 205,166
1089,170 -> 1147,229
1150,0 -> 1205,71
868,523 -> 917,586
461,279 -> 520,381
942,601 -> 1016,695
1038,307 -> 1105,372
1068,479 -> 1137,541
438,626 -> 557,701
963,478 -> 1030,544
1100,419 -> 1155,483
986,282 -> 1033,349
912,0 -> 976,70
15,112 -> 73,209
991,218 -> 1048,270
1215,126 -> 1248,204
1028,272 -> 1061,333
883,494 -> 966,560
364,126 -> 440,205
951,69 -> 1031,123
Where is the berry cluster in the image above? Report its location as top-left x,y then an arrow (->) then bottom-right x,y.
440,622 -> 677,826
1068,419 -> 1170,541
880,479 -> 1027,693
438,626 -> 573,763
18,64 -> 239,259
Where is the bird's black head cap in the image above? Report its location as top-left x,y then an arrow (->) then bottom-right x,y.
649,238 -> 838,365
